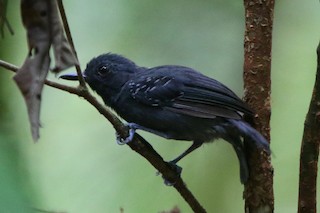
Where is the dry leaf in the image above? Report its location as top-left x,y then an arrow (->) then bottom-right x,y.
14,51 -> 50,141
14,0 -> 77,141
14,0 -> 52,141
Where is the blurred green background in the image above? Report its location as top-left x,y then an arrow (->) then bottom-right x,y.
0,0 -> 319,212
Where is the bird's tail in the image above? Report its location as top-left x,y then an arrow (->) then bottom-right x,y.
228,119 -> 270,153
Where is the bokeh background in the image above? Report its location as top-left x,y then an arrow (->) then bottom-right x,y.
0,1 -> 319,212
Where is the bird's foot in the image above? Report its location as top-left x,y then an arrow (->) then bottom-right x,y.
116,123 -> 137,145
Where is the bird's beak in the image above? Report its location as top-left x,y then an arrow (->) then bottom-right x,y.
60,72 -> 86,81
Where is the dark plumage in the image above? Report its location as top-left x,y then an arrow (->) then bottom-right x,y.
61,53 -> 270,183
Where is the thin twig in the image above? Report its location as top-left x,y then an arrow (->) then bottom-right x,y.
0,60 -> 79,95
298,40 -> 320,213
0,59 -> 17,71
0,0 -> 14,37
0,59 -> 206,213
56,0 -> 86,88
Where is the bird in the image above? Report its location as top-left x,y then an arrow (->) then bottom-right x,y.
61,53 -> 270,184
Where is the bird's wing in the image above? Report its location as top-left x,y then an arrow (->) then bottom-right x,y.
126,66 -> 252,119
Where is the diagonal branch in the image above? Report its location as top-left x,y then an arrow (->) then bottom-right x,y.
298,40 -> 320,213
0,59 -> 206,213
0,1 -> 206,211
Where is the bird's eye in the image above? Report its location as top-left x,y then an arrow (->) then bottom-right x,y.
97,66 -> 109,77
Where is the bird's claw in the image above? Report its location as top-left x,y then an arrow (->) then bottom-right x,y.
116,124 -> 136,145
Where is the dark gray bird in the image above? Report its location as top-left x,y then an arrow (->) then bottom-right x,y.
61,53 -> 270,184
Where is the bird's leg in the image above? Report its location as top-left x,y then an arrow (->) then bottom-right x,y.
116,122 -> 180,145
161,141 -> 203,186
169,141 -> 203,164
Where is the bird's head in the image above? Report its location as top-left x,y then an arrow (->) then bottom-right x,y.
61,53 -> 139,104
83,53 -> 137,91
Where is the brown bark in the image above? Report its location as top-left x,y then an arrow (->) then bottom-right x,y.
298,41 -> 320,213
243,0 -> 275,212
